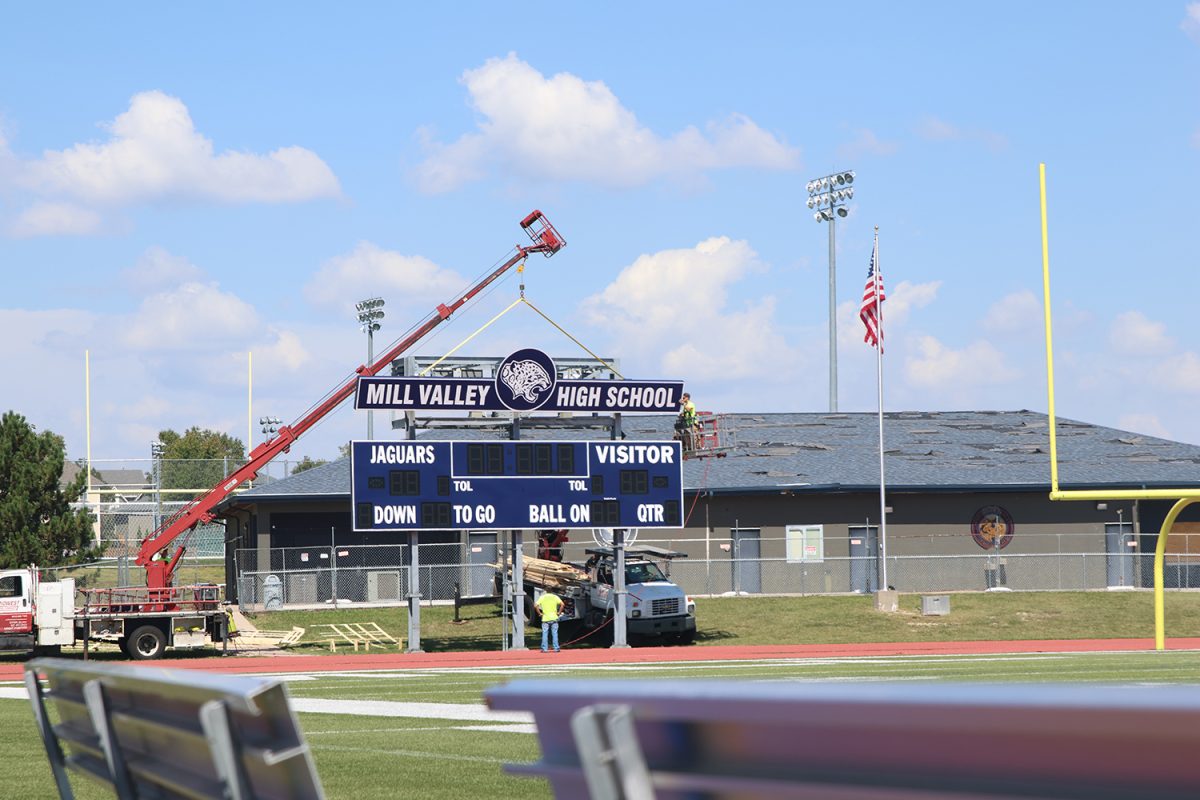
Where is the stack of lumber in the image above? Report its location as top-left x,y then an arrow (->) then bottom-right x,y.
497,555 -> 589,590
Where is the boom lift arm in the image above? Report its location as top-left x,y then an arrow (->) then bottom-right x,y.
136,210 -> 565,590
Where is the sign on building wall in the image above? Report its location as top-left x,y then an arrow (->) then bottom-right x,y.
355,348 -> 682,413
971,505 -> 1014,550
350,439 -> 684,532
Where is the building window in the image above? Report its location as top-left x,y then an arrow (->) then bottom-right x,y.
786,524 -> 824,563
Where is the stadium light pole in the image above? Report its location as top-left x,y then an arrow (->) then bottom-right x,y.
150,440 -> 165,534
807,170 -> 855,412
356,297 -> 386,439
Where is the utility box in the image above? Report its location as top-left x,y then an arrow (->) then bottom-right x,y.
367,571 -> 402,602
263,575 -> 283,610
921,595 -> 950,616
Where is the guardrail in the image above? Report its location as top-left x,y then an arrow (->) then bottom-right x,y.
26,657 -> 324,799
487,679 -> 1200,799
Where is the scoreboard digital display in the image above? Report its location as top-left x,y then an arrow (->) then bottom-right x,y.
350,440 -> 684,532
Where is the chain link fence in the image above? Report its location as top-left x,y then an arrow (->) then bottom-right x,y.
75,500 -> 225,559
232,541 -> 1199,611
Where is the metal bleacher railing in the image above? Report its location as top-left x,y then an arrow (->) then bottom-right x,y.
487,679 -> 1200,799
26,657 -> 324,799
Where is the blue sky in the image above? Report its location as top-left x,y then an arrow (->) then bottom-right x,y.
3,3 -> 1200,472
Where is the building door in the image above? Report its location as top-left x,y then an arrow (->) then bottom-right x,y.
848,525 -> 879,593
467,531 -> 499,597
732,528 -> 762,594
1105,522 -> 1135,589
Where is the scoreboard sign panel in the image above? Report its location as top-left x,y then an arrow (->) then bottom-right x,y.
350,440 -> 683,532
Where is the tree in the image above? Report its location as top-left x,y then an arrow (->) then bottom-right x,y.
291,456 -> 327,475
0,411 -> 98,568
156,427 -> 247,499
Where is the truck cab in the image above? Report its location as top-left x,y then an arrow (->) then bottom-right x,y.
583,546 -> 696,642
0,567 -> 74,653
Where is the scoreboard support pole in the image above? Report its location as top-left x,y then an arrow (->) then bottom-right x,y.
511,530 -> 527,650
407,532 -> 423,653
612,529 -> 630,649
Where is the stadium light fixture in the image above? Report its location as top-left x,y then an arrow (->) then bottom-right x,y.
356,297 -> 386,439
807,169 -> 857,412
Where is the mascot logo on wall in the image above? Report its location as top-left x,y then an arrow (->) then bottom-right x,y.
971,505 -> 1014,550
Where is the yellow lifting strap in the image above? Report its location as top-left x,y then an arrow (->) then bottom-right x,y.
419,262 -> 623,378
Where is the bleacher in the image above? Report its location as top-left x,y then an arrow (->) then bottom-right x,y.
488,678 -> 1200,799
26,657 -> 324,799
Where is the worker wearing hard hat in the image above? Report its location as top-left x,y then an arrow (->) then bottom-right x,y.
675,392 -> 698,450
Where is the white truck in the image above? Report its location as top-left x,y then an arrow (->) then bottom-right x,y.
508,545 -> 697,644
0,566 -> 231,660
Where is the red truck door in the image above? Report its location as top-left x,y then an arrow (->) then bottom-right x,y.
0,572 -> 34,634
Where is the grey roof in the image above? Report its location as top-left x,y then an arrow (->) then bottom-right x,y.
223,410 -> 1200,504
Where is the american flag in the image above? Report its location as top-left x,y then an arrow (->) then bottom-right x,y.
860,239 -> 885,350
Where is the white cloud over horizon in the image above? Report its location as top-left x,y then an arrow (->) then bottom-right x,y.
981,289 -> 1041,333
5,91 -> 341,236
914,115 -> 1008,151
413,54 -> 800,193
904,335 -> 1021,395
1183,2 -> 1200,42
1110,310 -> 1174,356
303,242 -> 469,313
7,201 -> 104,237
581,236 -> 796,381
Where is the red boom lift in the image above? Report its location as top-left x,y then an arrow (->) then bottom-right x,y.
135,211 -> 565,597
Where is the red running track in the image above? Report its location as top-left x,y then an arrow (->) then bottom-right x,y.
6,638 -> 1199,680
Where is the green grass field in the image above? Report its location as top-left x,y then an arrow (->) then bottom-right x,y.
240,590 -> 1200,654
5,591 -> 1200,798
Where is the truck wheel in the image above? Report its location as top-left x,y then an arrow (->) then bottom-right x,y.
125,625 -> 167,660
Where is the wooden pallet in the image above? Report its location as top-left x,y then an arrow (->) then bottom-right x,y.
232,626 -> 307,650
312,622 -> 402,652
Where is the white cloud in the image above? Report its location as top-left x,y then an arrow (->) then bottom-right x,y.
118,282 -> 260,351
1116,413 -> 1172,439
1110,310 -> 1174,356
914,115 -> 1007,151
1184,3 -> 1200,42
581,237 -> 793,380
7,201 -> 103,237
982,289 -> 1041,333
837,279 -> 940,350
121,247 -> 205,294
1149,352 -> 1200,393
303,242 -> 468,312
838,128 -> 899,159
20,91 -> 341,205
257,329 -> 310,372
413,54 -> 799,193
884,280 -> 941,326
904,335 -> 1020,391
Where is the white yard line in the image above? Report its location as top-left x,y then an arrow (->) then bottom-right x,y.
292,697 -> 532,723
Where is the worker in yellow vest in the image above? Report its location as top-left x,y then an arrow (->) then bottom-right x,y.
675,392 -> 699,450
535,590 -> 564,653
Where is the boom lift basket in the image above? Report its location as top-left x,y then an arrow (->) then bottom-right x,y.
521,210 -> 566,255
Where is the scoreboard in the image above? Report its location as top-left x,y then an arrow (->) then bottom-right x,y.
350,440 -> 684,532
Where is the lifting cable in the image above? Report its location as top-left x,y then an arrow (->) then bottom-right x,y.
418,262 -> 623,378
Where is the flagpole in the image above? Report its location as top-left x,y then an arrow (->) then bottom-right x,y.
874,227 -> 888,591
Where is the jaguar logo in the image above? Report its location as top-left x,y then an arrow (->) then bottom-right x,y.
495,347 -> 557,411
500,359 -> 552,403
